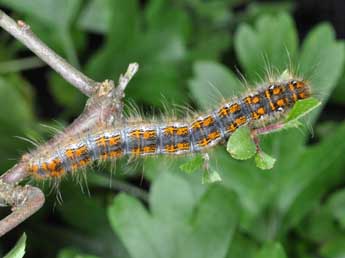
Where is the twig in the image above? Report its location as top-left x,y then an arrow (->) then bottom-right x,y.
0,9 -> 139,237
0,9 -> 97,96
0,180 -> 45,237
0,62 -> 138,236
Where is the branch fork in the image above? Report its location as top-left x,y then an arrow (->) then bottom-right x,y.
0,9 -> 139,237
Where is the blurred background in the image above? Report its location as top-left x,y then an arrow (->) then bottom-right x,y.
0,0 -> 345,258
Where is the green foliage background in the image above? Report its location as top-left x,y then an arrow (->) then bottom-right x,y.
1,1 -> 345,258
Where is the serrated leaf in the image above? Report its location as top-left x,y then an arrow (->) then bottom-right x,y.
4,233 -> 26,258
299,23 -> 345,121
255,151 -> 276,170
179,155 -> 204,174
227,126 -> 256,160
108,172 -> 238,258
235,13 -> 298,80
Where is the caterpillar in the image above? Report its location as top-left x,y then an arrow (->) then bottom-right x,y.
26,76 -> 311,180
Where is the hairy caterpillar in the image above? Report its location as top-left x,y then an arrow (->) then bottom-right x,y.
25,75 -> 311,180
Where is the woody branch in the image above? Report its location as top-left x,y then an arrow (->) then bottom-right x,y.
0,9 -> 138,237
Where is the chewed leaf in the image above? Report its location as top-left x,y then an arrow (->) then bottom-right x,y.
202,169 -> 222,184
4,233 -> 26,258
285,97 -> 321,124
179,155 -> 204,174
227,126 -> 256,160
255,151 -> 276,170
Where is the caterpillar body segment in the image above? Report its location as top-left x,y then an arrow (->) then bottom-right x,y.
27,79 -> 311,179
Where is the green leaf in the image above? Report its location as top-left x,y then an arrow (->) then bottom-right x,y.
0,76 -> 35,168
57,184 -> 108,234
108,194 -> 156,258
255,151 -> 276,170
235,13 -> 298,81
179,155 -> 204,174
4,233 -> 26,258
321,235 -> 345,258
49,73 -> 85,117
299,23 -> 345,119
150,173 -> 195,222
176,186 -> 239,258
326,189 -> 345,229
85,0 -> 188,107
297,204 -> 339,242
227,126 -> 256,160
284,97 -> 321,123
188,61 -> 242,109
108,172 -> 239,258
0,0 -> 83,65
77,0 -> 110,33
245,2 -> 294,22
0,0 -> 81,29
227,232 -> 258,258
0,77 -> 34,130
331,65 -> 345,104
202,169 -> 222,184
254,242 -> 287,258
278,123 -> 345,230
57,248 -> 101,258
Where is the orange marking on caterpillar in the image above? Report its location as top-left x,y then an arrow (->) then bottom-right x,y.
164,127 -> 175,135
235,116 -> 247,126
198,137 -> 210,147
96,136 -> 107,147
143,145 -> 156,153
276,99 -> 285,107
109,135 -> 121,145
229,103 -> 240,113
165,144 -> 177,153
257,107 -> 265,115
177,142 -> 190,151
75,145 -> 88,157
176,127 -> 188,136
202,116 -> 214,127
110,150 -> 122,157
272,87 -> 281,95
143,130 -> 156,139
243,97 -> 252,104
192,120 -> 202,129
208,131 -> 221,140
129,130 -> 142,139
227,123 -> 237,132
218,106 -> 230,117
